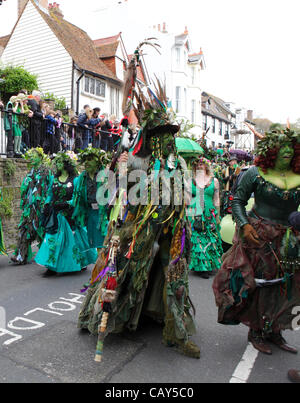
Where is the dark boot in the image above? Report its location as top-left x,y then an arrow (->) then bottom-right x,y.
288,369 -> 300,383
248,329 -> 272,355
10,255 -> 26,265
267,332 -> 298,354
199,272 -> 209,279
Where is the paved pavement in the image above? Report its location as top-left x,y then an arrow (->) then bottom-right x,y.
0,255 -> 299,383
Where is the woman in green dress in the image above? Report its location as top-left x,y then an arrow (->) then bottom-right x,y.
35,151 -> 97,276
213,128 -> 300,355
71,147 -> 110,253
189,157 -> 223,278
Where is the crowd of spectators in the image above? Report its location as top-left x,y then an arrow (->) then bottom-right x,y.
0,92 -> 127,157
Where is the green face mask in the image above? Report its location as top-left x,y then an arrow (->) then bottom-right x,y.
28,152 -> 42,169
275,142 -> 294,170
85,158 -> 99,175
56,160 -> 65,175
160,132 -> 175,158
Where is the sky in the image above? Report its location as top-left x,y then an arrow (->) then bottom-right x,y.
0,0 -> 300,123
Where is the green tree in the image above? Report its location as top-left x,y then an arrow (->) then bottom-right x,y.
0,64 -> 38,103
43,92 -> 66,111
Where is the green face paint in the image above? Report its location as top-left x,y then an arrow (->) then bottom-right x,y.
85,158 -> 99,176
274,142 -> 294,171
160,132 -> 175,158
28,152 -> 43,169
56,160 -> 65,174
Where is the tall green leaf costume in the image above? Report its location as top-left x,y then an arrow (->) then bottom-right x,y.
78,48 -> 200,362
12,148 -> 52,265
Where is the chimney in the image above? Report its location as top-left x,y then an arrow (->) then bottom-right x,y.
247,110 -> 253,121
162,22 -> 168,33
158,24 -> 161,32
48,2 -> 64,18
18,0 -> 49,16
184,26 -> 189,35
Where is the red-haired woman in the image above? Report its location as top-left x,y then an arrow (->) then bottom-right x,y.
213,129 -> 300,355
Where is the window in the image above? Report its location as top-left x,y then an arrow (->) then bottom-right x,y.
175,47 -> 181,67
90,78 -> 95,95
191,67 -> 195,85
191,100 -> 196,123
84,75 -> 106,98
110,87 -> 120,116
219,122 -> 223,136
212,118 -> 216,133
202,114 -> 207,130
110,87 -> 115,115
175,86 -> 181,113
116,88 -> 120,115
84,77 -> 89,92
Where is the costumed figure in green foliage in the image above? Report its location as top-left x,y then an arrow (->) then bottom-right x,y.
220,155 -> 241,217
35,151 -> 97,276
213,128 -> 300,355
11,148 -> 52,265
188,156 -> 223,279
78,45 -> 200,362
0,189 -> 7,255
71,147 -> 111,253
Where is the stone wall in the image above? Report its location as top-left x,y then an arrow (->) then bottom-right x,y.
0,158 -> 28,251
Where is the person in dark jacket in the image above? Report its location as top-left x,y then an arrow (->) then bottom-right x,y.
27,91 -> 44,148
99,113 -> 112,152
77,106 -> 101,149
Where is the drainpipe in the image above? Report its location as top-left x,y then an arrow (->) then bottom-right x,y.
76,69 -> 85,115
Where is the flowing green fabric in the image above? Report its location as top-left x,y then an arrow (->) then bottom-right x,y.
35,174 -> 97,272
71,171 -> 108,249
189,179 -> 223,273
35,213 -> 97,272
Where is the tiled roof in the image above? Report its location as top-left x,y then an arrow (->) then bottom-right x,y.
95,41 -> 119,59
94,33 -> 121,47
0,34 -> 10,48
31,1 -> 121,84
202,92 -> 234,123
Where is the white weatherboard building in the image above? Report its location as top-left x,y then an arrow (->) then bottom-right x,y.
141,25 -> 206,139
0,0 -> 123,116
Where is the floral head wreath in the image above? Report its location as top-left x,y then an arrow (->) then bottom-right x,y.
52,151 -> 78,171
255,128 -> 300,157
78,147 -> 111,168
194,156 -> 211,167
23,147 -> 51,166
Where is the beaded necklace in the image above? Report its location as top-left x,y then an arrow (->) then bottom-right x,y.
257,174 -> 300,201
